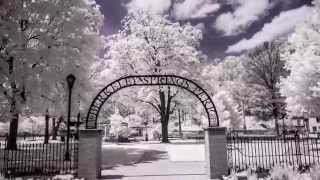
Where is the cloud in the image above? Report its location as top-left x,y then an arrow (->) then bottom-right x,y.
172,0 -> 220,20
226,6 -> 312,53
214,0 -> 273,36
125,0 -> 171,15
124,0 -> 220,19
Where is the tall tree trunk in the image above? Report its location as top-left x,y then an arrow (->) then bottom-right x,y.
178,109 -> 182,137
159,88 -> 173,143
6,57 -> 18,150
241,101 -> 246,130
273,102 -> 279,135
271,92 -> 279,136
161,122 -> 169,143
159,90 -> 168,143
7,113 -> 18,150
52,116 -> 64,140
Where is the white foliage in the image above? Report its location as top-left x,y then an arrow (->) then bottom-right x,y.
108,108 -> 128,136
214,90 -> 241,128
202,56 -> 245,128
279,1 -> 320,117
101,11 -> 208,128
0,0 -> 105,119
105,11 -> 204,77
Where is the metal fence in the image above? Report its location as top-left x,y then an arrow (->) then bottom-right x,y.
0,140 -> 78,178
227,133 -> 320,172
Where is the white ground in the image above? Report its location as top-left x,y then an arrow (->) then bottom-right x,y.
103,141 -> 205,162
101,142 -> 207,180
166,144 -> 205,161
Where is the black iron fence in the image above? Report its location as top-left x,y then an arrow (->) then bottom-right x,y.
227,133 -> 320,172
0,140 -> 78,178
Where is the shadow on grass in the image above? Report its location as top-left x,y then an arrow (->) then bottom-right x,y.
101,146 -> 167,170
99,173 -> 207,179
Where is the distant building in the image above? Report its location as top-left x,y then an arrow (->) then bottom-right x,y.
291,116 -> 308,131
291,116 -> 320,134
308,117 -> 320,133
129,126 -> 144,136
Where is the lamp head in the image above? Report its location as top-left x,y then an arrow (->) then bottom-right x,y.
66,74 -> 76,89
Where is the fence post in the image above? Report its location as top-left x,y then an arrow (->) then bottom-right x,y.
295,133 -> 302,166
78,129 -> 103,179
204,127 -> 228,179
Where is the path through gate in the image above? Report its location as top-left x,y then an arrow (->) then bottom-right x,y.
78,75 -> 226,179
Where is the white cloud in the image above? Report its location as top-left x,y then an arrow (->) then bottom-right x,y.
124,0 -> 220,19
172,0 -> 220,20
125,0 -> 171,15
214,0 -> 273,36
226,6 -> 312,53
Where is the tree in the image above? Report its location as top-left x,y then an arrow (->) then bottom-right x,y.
214,90 -> 242,128
105,11 -> 205,142
0,0 -> 104,149
242,42 -> 287,134
279,0 -> 320,118
51,116 -> 65,140
201,56 -> 245,128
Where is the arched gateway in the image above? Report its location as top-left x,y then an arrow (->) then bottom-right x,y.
86,74 -> 220,128
79,75 -> 227,180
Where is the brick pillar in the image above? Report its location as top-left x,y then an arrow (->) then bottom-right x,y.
204,127 -> 228,179
78,129 -> 103,179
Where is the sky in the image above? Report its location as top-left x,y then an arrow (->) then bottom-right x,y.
96,0 -> 313,61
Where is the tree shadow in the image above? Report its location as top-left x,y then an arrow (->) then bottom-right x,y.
101,145 -> 167,171
99,174 -> 125,179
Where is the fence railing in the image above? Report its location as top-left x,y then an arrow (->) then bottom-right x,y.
0,140 -> 78,178
227,134 -> 320,172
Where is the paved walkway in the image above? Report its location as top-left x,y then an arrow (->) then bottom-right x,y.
100,143 -> 208,180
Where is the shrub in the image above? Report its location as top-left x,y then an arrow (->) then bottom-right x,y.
224,165 -> 320,180
52,174 -> 84,180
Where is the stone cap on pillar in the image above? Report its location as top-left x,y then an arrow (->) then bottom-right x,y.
203,127 -> 227,135
79,129 -> 103,138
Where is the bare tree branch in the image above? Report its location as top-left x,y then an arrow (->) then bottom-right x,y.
170,101 -> 178,114
138,99 -> 161,114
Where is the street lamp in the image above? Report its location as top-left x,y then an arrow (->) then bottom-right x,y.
65,74 -> 76,161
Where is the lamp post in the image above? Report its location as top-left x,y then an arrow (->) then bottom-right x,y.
303,111 -> 309,134
75,94 -> 81,140
76,112 -> 80,140
44,109 -> 50,144
65,74 -> 76,161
